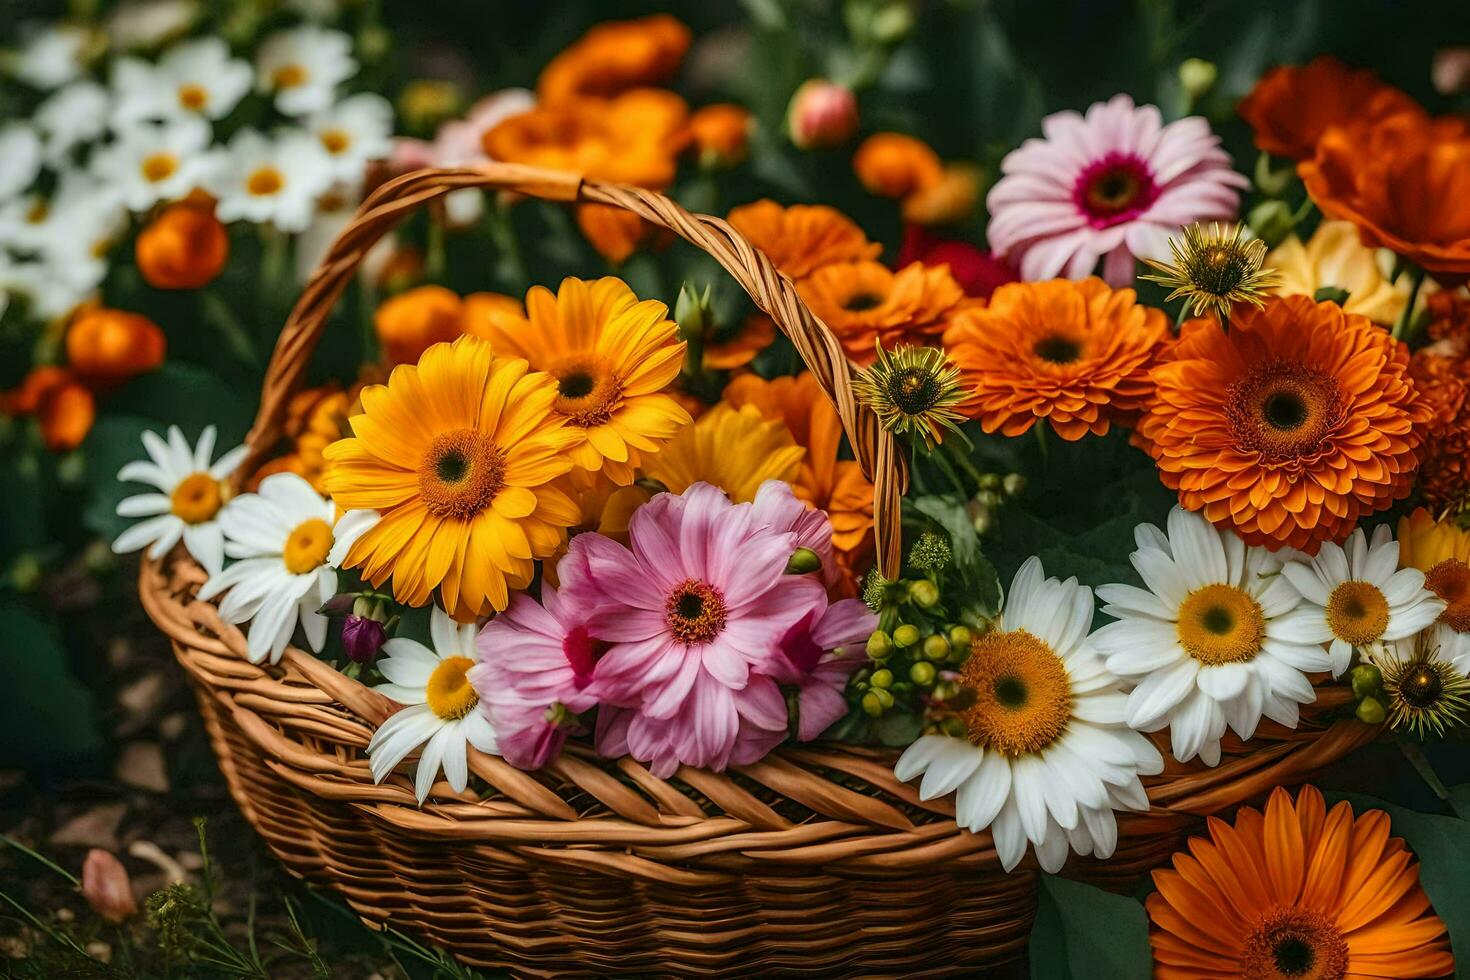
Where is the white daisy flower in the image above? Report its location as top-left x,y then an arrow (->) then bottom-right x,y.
1091,507 -> 1326,768
5,24 -> 91,90
112,425 -> 249,576
0,124 -> 43,203
197,473 -> 377,664
206,128 -> 334,232
304,93 -> 393,186
89,116 -> 214,212
0,258 -> 88,322
367,607 -> 500,803
254,26 -> 356,116
35,81 -> 110,162
22,175 -> 127,293
1275,524 -> 1445,678
894,556 -> 1162,873
113,38 -> 252,124
106,0 -> 199,51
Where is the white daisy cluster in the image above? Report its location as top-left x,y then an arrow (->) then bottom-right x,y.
894,507 -> 1453,874
0,13 -> 392,324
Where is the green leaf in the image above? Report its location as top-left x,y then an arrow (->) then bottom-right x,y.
82,415 -> 165,542
1326,792 -> 1470,976
1029,874 -> 1151,980
0,598 -> 101,768
105,363 -> 253,445
909,494 -> 1002,617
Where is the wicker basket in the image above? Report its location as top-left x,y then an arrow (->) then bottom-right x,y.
139,163 -> 1036,977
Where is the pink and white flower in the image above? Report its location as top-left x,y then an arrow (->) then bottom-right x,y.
985,94 -> 1247,286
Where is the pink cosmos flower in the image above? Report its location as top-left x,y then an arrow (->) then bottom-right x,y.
468,583 -> 604,770
985,94 -> 1247,286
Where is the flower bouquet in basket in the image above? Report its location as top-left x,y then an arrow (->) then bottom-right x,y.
63,10 -> 1467,978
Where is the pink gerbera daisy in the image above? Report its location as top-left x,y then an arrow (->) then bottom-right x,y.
986,94 -> 1247,285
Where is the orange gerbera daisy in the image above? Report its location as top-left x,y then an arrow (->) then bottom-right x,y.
1136,295 -> 1429,553
798,259 -> 972,365
537,15 -> 690,105
641,402 -> 803,503
853,133 -> 944,199
726,199 -> 881,282
703,313 -> 776,371
723,371 -> 876,580
1148,785 -> 1453,980
942,277 -> 1170,440
1408,303 -> 1470,513
323,336 -> 581,618
1301,111 -> 1470,282
469,277 -> 689,485
1236,56 -> 1416,161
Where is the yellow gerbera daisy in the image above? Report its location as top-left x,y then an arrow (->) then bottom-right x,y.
323,335 -> 581,618
473,276 -> 691,484
642,402 -> 804,503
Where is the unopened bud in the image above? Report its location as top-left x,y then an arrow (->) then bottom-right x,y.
861,691 -> 883,717
870,668 -> 894,689
1247,199 -> 1296,249
940,715 -> 967,738
1178,58 -> 1218,101
787,79 -> 859,150
947,625 -> 972,650
1356,696 -> 1387,725
1001,473 -> 1027,498
909,579 -> 939,608
674,281 -> 714,338
909,661 -> 936,686
786,547 -> 823,575
1350,663 -> 1384,699
971,505 -> 994,536
892,623 -> 921,648
342,615 -> 387,664
866,630 -> 894,659
922,633 -> 950,661
81,849 -> 137,924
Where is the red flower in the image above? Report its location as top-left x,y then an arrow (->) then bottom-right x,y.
896,225 -> 1016,299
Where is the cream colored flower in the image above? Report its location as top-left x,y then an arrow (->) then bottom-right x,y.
1266,220 -> 1415,326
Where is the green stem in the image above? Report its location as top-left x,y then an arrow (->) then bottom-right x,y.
1398,738 -> 1449,801
1033,422 -> 1050,468
0,833 -> 79,884
926,443 -> 970,496
1391,264 -> 1426,342
425,217 -> 447,282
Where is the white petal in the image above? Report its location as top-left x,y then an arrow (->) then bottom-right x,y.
991,798 -> 1027,872
956,750 -> 1010,832
116,493 -> 172,517
917,740 -> 983,801
894,734 -> 954,783
1126,657 -> 1199,729
1196,661 -> 1251,701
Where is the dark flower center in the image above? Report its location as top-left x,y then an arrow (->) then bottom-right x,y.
1033,334 -> 1082,364
843,291 -> 884,312
1401,665 -> 1444,708
664,579 -> 728,644
1073,153 -> 1158,228
888,366 -> 942,415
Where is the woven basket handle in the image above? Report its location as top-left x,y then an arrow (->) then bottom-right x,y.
241,162 -> 907,575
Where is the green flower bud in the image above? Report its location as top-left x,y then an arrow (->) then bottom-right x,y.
872,687 -> 895,709
861,691 -> 884,717
978,473 -> 1003,491
1247,199 -> 1297,249
1002,473 -> 1027,498
674,282 -> 715,338
1351,663 -> 1384,699
869,1 -> 916,45
866,630 -> 894,659
932,680 -> 961,702
940,715 -> 968,739
974,489 -> 1002,510
785,547 -> 823,574
1253,151 -> 1293,198
870,668 -> 894,690
1178,58 -> 1218,101
892,623 -> 921,648
1313,286 -> 1351,306
922,633 -> 951,661
1356,696 -> 1387,725
909,579 -> 940,608
970,504 -> 994,536
948,625 -> 972,649
909,661 -> 936,686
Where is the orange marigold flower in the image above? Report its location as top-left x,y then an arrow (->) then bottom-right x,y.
538,15 -> 690,104
1409,338 -> 1470,514
484,88 -> 689,190
575,203 -> 652,265
689,103 -> 752,169
1148,785 -> 1454,980
1301,110 -> 1470,282
1237,56 -> 1416,161
460,291 -> 525,341
375,285 -> 463,366
723,371 -> 876,587
0,366 -> 95,452
942,278 -> 1169,440
65,308 -> 166,386
798,259 -> 973,365
1136,295 -> 1429,553
901,163 -> 980,226
135,201 -> 229,290
726,199 -> 881,281
703,313 -> 777,371
853,133 -> 944,199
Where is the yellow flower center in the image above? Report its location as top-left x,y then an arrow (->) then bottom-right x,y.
957,628 -> 1072,756
282,518 -> 334,574
319,128 -> 351,154
25,200 -> 48,224
1426,559 -> 1470,633
663,579 -> 727,644
1241,907 -> 1347,980
1176,583 -> 1265,665
272,63 -> 308,90
246,166 -> 285,196
177,83 -> 208,110
141,152 -> 179,184
549,354 -> 622,427
425,656 -> 479,720
418,428 -> 506,519
170,472 -> 224,525
1324,579 -> 1389,646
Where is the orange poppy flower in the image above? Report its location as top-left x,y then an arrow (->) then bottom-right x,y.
1301,111 -> 1470,281
65,308 -> 166,386
1237,56 -> 1416,161
1136,295 -> 1430,553
853,133 -> 943,199
689,103 -> 752,169
374,285 -> 463,366
1148,785 -> 1453,979
0,366 -> 95,453
537,15 -> 690,105
723,371 -> 875,587
798,259 -> 972,365
703,313 -> 776,371
135,201 -> 229,290
942,278 -> 1169,441
726,199 -> 881,282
